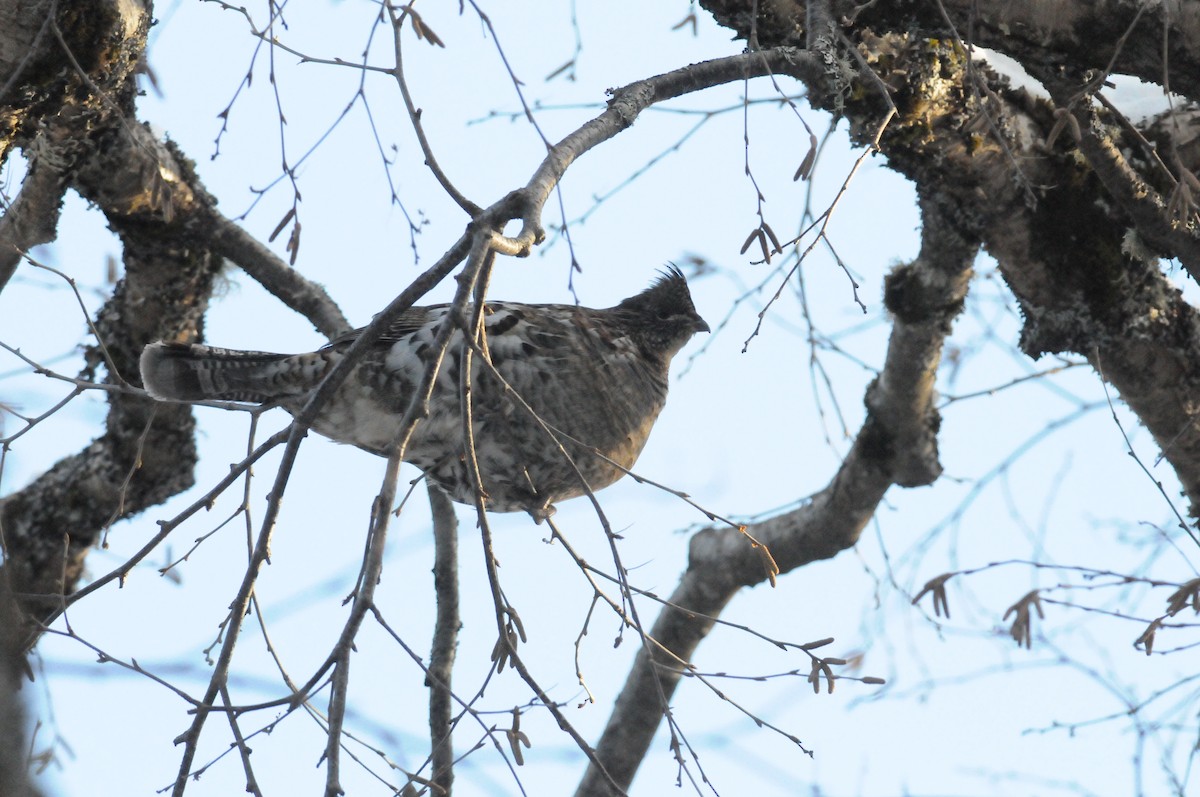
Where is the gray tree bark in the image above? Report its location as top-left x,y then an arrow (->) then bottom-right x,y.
577,1 -> 1200,793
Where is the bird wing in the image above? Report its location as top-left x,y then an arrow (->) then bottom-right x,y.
326,305 -> 445,349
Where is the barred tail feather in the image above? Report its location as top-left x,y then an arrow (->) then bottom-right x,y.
140,342 -> 320,403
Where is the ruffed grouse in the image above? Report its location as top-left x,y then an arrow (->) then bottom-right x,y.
140,267 -> 709,517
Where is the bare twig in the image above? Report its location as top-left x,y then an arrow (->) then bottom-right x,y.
387,3 -> 481,217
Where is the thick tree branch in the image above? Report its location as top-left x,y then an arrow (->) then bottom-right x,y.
576,201 -> 979,796
0,0 -> 349,653
778,23 -> 1200,513
66,118 -> 350,341
0,595 -> 40,797
1,209 -> 221,646
0,156 -> 64,293
703,0 -> 1200,103
1037,82 -> 1200,284
0,1 -> 225,648
2,0 -> 145,158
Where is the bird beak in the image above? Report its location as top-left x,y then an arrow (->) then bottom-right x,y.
693,314 -> 711,333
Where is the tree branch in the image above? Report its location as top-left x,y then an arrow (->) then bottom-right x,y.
706,0 -> 1200,103
427,484 -> 460,796
576,199 -> 979,796
0,155 -> 65,294
1,183 -> 221,647
803,24 -> 1200,513
199,204 -> 352,340
1043,82 -> 1200,284
0,2 -> 349,653
0,588 -> 42,797
498,47 -> 827,256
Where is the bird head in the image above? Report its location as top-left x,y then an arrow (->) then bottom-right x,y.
615,266 -> 710,362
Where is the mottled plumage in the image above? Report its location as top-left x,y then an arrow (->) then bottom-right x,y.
140,268 -> 708,517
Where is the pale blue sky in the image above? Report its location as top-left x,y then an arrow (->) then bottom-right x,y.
1,2 -> 1194,796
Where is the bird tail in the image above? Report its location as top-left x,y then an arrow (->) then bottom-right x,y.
140,342 -> 331,403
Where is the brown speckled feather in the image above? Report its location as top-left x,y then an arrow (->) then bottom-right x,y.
140,268 -> 708,517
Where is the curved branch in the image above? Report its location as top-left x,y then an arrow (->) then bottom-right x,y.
498,47 -> 827,255
575,200 -> 980,796
789,23 -> 1200,513
72,118 -> 351,341
1,211 -> 221,646
0,0 -> 351,654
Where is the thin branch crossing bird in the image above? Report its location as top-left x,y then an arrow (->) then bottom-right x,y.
140,267 -> 709,519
